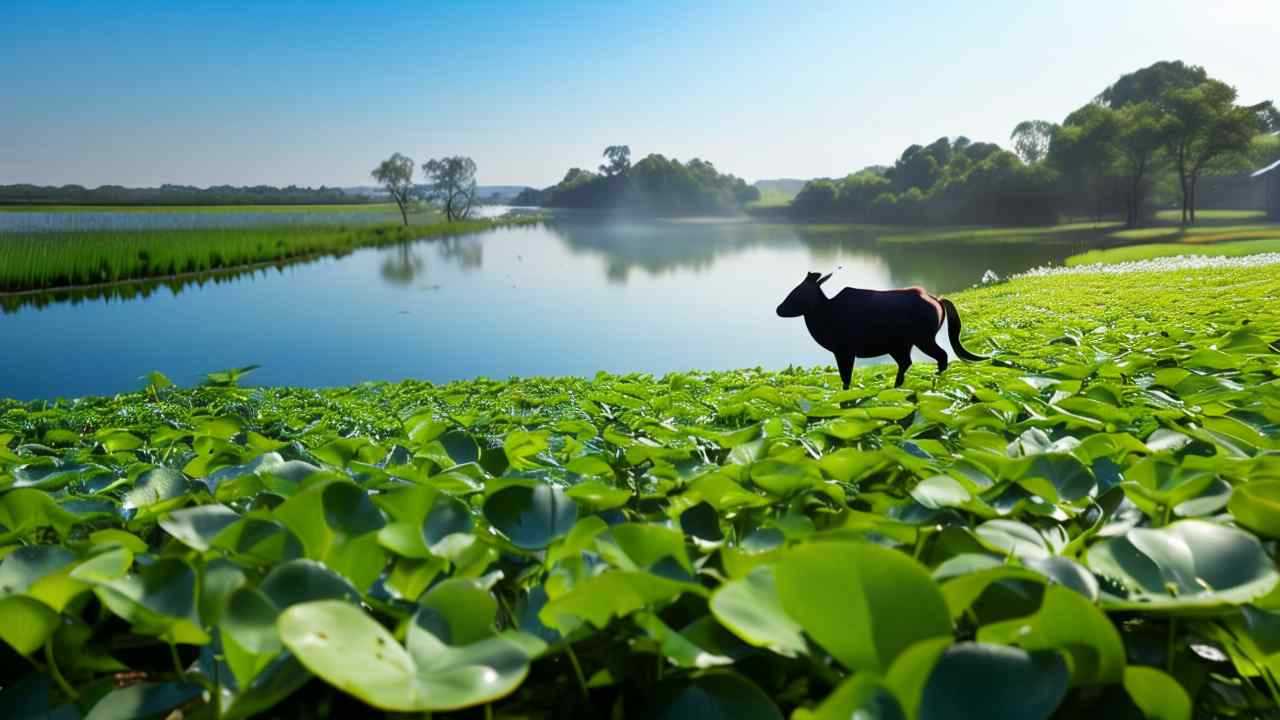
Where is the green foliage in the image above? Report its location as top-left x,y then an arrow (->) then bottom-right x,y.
520,148 -> 758,215
1,266 -> 1280,717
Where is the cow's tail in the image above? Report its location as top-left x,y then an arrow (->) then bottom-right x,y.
940,298 -> 987,361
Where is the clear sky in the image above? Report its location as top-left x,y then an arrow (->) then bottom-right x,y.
2,0 -> 1276,188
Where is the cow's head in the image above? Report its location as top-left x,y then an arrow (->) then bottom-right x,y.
776,271 -> 831,317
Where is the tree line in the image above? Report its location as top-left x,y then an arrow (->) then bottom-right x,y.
371,154 -> 478,226
789,61 -> 1279,227
0,183 -> 368,206
513,146 -> 761,215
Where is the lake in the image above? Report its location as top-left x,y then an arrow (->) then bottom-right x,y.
0,216 -> 1087,399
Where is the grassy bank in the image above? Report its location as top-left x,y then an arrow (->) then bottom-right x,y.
2,266 -> 1279,718
0,202 -> 400,214
0,216 -> 538,293
1066,236 -> 1280,265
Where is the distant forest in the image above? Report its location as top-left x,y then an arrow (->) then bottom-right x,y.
514,146 -> 760,216
786,61 -> 1280,227
0,184 -> 369,206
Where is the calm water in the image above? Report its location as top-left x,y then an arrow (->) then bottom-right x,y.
0,218 -> 1085,399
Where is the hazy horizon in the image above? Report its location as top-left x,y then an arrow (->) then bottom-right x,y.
4,0 -> 1277,189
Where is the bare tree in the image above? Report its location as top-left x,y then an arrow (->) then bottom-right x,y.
422,156 -> 478,221
371,153 -> 415,226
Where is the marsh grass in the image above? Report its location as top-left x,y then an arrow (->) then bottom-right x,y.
0,216 -> 537,292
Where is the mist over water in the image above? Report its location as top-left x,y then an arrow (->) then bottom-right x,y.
0,218 -> 1076,399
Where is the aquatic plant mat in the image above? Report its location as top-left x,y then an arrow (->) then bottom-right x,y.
0,265 -> 1278,718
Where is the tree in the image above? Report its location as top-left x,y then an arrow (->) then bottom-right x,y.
371,153 -> 415,226
1161,81 -> 1263,224
1010,120 -> 1057,164
1049,104 -> 1121,220
600,146 -> 631,177
1100,60 -> 1207,108
1113,103 -> 1166,227
422,156 -> 478,222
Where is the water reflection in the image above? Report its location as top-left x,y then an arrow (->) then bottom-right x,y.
0,217 -> 1097,399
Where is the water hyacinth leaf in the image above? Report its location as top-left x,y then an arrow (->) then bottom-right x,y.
973,520 -> 1052,560
709,566 -> 807,658
1122,667 -> 1191,720
793,673 -> 906,720
602,523 -> 692,573
279,600 -> 543,712
911,475 -> 971,510
916,643 -> 1069,720
0,545 -> 77,598
565,479 -> 632,510
680,500 -> 723,541
940,566 -> 1046,621
1228,479 -> 1280,538
1022,556 -> 1100,602
421,579 -> 498,645
122,467 -> 188,510
503,429 -> 550,469
774,542 -> 951,673
0,489 -> 81,542
159,503 -> 239,551
540,570 -> 700,631
0,596 -> 60,655
1085,520 -> 1279,610
749,457 -> 823,496
483,484 -> 577,550
11,461 -> 110,491
258,559 -> 359,609
636,612 -> 733,669
84,682 -> 203,720
90,557 -> 208,644
977,585 -> 1124,686
424,495 -> 474,547
649,671 -> 783,720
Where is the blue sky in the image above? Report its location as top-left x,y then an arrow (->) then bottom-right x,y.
2,0 -> 1276,188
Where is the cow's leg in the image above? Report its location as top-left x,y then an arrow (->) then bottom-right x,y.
916,337 -> 949,375
836,353 -> 854,390
890,346 -> 913,388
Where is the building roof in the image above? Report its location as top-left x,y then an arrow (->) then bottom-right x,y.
1253,158 -> 1280,178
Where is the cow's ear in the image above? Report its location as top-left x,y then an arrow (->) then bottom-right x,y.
805,272 -> 821,282
817,273 -> 832,286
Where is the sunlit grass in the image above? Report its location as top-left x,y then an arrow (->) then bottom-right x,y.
0,217 -> 537,293
1153,208 -> 1266,223
1064,236 -> 1280,265
0,202 -> 402,214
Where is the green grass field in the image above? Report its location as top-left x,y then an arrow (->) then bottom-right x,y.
0,216 -> 537,293
1066,236 -> 1280,265
1153,208 -> 1267,223
2,265 -> 1279,718
0,203 -> 399,214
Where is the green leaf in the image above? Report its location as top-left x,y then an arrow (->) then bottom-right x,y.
650,671 -> 782,720
278,600 -> 543,712
0,596 -> 60,655
977,585 -> 1124,685
1123,666 -> 1191,720
1229,479 -> 1280,538
1085,520 -> 1279,610
482,484 -> 577,550
122,468 -> 188,510
709,566 -> 807,658
159,504 -> 239,551
85,682 -> 202,720
540,570 -> 700,631
774,542 -> 951,672
793,673 -> 905,720
750,457 -> 823,496
917,643 -> 1068,720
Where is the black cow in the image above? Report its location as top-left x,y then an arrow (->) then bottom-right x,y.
776,272 -> 986,389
